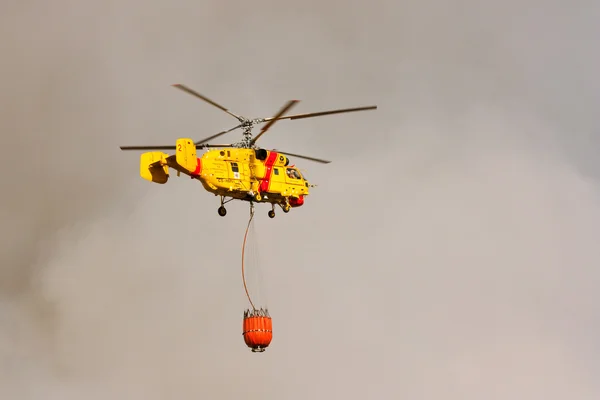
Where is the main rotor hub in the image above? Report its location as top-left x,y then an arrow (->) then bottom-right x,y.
232,117 -> 266,149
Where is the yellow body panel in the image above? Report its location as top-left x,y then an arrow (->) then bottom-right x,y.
138,142 -> 311,208
268,166 -> 286,193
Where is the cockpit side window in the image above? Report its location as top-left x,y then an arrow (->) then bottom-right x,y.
286,167 -> 302,179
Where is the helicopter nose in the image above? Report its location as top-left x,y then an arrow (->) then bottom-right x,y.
289,195 -> 305,207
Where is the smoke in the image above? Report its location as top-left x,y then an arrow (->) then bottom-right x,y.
2,0 -> 600,398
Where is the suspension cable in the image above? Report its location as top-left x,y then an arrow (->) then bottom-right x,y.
242,202 -> 256,311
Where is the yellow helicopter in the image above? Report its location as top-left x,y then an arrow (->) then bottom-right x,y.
120,84 -> 377,218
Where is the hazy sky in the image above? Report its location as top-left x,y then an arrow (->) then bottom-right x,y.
2,1 -> 600,399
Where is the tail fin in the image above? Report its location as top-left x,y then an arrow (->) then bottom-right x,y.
175,138 -> 198,173
140,152 -> 169,184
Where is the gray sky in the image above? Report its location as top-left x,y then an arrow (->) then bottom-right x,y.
2,0 -> 600,398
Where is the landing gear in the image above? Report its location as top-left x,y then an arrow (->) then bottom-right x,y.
216,195 -> 289,218
218,195 -> 234,217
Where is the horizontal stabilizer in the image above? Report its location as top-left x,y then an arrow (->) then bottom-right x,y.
140,151 -> 169,184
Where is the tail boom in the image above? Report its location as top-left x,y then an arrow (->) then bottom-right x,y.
139,138 -> 203,184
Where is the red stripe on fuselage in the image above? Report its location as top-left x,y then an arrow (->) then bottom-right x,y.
259,151 -> 278,193
192,158 -> 202,176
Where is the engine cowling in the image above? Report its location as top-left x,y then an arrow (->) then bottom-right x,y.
254,148 -> 268,160
254,148 -> 289,166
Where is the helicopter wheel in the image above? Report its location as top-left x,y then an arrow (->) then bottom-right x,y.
254,192 -> 262,202
268,210 -> 275,218
218,206 -> 227,217
282,203 -> 290,213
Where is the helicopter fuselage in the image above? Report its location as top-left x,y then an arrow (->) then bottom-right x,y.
139,138 -> 309,215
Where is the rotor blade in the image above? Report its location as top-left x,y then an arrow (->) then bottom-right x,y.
250,100 -> 299,145
272,149 -> 331,164
195,123 -> 243,145
172,84 -> 243,121
120,144 -> 233,151
199,144 -> 234,148
263,105 -> 377,122
120,145 -> 178,150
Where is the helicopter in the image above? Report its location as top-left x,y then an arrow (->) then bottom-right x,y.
120,84 -> 377,218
